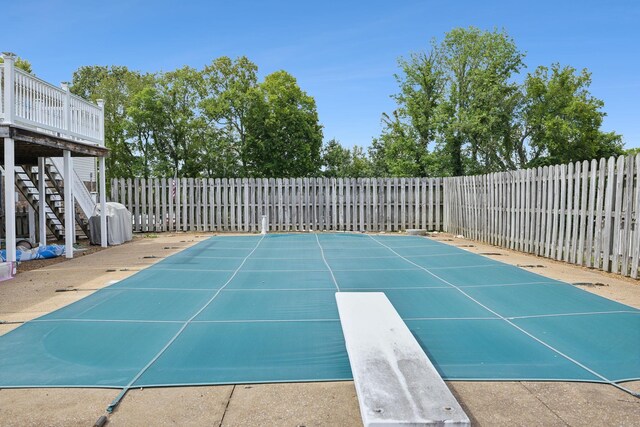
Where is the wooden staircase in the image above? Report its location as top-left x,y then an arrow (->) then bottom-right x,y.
14,161 -> 91,241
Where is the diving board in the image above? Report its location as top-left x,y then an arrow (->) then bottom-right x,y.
336,292 -> 470,427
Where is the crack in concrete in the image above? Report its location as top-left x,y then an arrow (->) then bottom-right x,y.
218,385 -> 236,427
520,382 -> 570,426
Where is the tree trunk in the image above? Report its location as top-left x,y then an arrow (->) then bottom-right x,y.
450,135 -> 464,176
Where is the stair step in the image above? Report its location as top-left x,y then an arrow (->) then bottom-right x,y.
14,164 -> 89,241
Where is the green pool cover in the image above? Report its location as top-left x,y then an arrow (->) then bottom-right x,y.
0,233 -> 638,395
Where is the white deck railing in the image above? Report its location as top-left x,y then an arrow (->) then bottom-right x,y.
0,53 -> 104,146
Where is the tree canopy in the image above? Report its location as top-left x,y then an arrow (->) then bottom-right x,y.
370,27 -> 624,177
70,57 -> 324,179
322,139 -> 372,177
52,27 -> 625,179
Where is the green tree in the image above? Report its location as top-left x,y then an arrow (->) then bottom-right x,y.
71,66 -> 147,178
349,146 -> 373,177
436,27 -> 524,175
125,81 -> 164,178
71,59 -> 326,179
200,56 -> 258,171
394,50 -> 444,159
370,49 -> 446,177
196,131 -> 243,177
521,64 -> 623,166
152,66 -> 206,177
0,56 -> 33,73
322,139 -> 352,177
375,27 -> 524,176
244,71 -> 323,177
378,27 -> 622,176
370,111 -> 435,176
322,139 -> 373,177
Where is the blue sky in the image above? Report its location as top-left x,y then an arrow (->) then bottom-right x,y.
4,0 -> 639,148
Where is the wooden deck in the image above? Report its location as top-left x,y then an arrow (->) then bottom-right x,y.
0,124 -> 108,164
1,52 -> 109,261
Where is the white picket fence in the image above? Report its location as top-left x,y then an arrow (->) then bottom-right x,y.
110,177 -> 444,233
443,154 -> 640,279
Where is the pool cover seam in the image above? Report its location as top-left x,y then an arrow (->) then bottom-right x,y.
150,268 -> 467,272
367,234 -> 639,397
315,234 -> 340,291
27,317 -> 496,323
105,281 -> 564,293
30,310 -> 638,324
171,253 -> 470,260
108,287 -> 337,292
149,268 -> 421,272
505,310 -> 639,320
147,268 -> 424,273
107,234 -> 266,413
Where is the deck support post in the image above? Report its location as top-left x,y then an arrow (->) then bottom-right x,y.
97,99 -> 107,248
3,54 -> 18,264
28,205 -> 36,244
99,157 -> 107,247
38,157 -> 47,246
4,137 -> 16,263
63,150 -> 74,258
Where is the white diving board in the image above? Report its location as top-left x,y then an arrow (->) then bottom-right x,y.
336,292 -> 470,427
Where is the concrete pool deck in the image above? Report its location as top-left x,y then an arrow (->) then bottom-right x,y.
0,232 -> 638,426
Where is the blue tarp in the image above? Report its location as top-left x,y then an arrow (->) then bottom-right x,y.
0,245 -> 65,262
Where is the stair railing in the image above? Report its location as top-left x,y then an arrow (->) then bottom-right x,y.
48,157 -> 97,218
